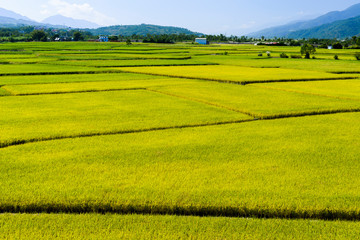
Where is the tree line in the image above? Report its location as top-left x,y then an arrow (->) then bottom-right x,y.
0,27 -> 359,49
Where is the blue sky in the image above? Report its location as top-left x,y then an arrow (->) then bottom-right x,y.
0,0 -> 359,35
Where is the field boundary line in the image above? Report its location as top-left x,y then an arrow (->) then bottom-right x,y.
241,77 -> 359,85
146,88 -> 256,117
0,77 -> 166,87
0,70 -> 123,77
260,108 -> 360,120
118,69 -> 357,85
2,87 -> 147,97
0,119 -> 256,149
146,88 -> 360,120
119,70 -> 246,85
54,57 -> 192,61
1,203 -> 360,221
98,63 -> 217,68
45,63 -> 218,68
2,109 -> 360,149
329,71 -> 360,74
251,84 -> 360,102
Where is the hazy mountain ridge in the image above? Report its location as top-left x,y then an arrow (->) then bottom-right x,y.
0,8 -> 200,36
0,8 -> 32,21
249,3 -> 360,38
287,15 -> 360,39
42,15 -> 100,29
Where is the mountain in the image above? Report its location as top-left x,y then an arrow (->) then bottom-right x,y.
0,8 -> 201,36
0,16 -> 44,28
249,3 -> 360,38
0,8 -> 32,21
89,24 -> 202,36
287,15 -> 360,39
42,15 -> 100,29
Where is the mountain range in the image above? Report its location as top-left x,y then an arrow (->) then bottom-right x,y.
0,7 -> 201,36
249,3 -> 360,39
41,15 -> 101,29
0,4 -> 359,39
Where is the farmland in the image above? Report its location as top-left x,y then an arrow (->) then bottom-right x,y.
0,42 -> 360,239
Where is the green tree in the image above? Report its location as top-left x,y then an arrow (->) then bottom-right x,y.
73,31 -> 84,41
352,36 -> 357,45
126,38 -> 132,45
51,34 -> 60,41
332,42 -> 343,49
300,44 -> 316,59
31,30 -> 47,42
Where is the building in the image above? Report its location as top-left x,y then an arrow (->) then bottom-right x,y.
99,36 -> 109,42
195,38 -> 208,45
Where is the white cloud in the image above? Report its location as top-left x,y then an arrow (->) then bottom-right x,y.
41,0 -> 116,25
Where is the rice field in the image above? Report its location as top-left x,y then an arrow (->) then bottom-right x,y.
1,42 -> 360,239
1,214 -> 360,240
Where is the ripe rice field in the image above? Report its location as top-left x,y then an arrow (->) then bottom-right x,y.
0,42 -> 360,239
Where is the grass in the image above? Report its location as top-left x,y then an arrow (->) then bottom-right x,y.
120,65 -> 354,84
0,90 -> 249,147
1,113 -> 360,220
1,214 -> 360,239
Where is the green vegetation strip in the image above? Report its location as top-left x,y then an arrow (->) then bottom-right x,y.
2,214 -> 360,239
1,114 -> 360,220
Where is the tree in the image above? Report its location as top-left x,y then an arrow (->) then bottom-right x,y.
332,42 -> 343,49
73,31 -> 84,41
31,30 -> 47,42
352,36 -> 357,45
51,34 -> 60,41
108,35 -> 118,41
300,44 -> 316,59
126,38 -> 132,45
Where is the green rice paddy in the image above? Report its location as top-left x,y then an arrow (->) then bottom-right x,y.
0,41 -> 359,239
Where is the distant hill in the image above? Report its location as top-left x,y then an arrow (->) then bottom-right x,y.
249,3 -> 360,38
287,15 -> 360,39
0,8 -> 32,21
0,16 -> 43,28
42,15 -> 101,29
89,24 -> 202,36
